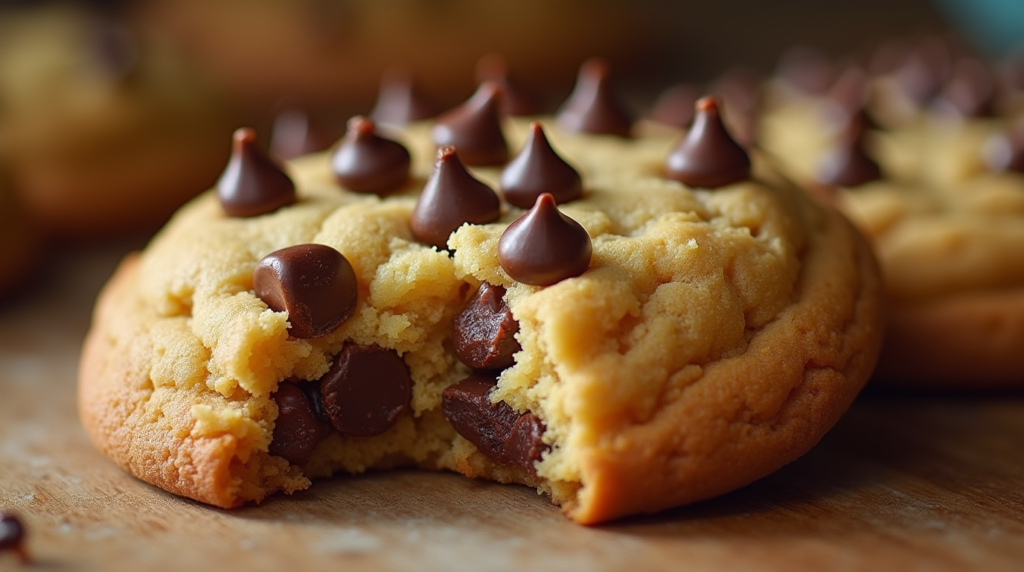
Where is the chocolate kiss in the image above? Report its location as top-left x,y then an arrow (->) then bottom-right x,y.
664,96 -> 751,189
815,126 -> 882,187
500,122 -> 582,208
432,82 -> 509,166
331,116 -> 411,195
556,59 -> 633,137
217,128 -> 297,217
370,67 -> 440,126
253,244 -> 358,339
647,84 -> 699,129
498,193 -> 592,286
410,146 -> 501,249
476,54 -> 545,116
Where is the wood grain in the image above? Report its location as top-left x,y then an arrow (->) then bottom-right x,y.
1,241 -> 1023,572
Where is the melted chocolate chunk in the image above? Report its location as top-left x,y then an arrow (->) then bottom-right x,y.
0,513 -> 28,564
453,283 -> 522,370
441,375 -> 547,474
271,109 -> 341,160
647,84 -> 699,129
253,244 -> 358,339
218,128 -> 297,218
432,82 -> 509,167
775,46 -> 836,95
815,126 -> 882,188
498,193 -> 592,286
500,122 -> 582,208
556,59 -> 632,137
476,54 -> 545,116
983,123 -> 1024,174
370,67 -> 440,126
664,96 -> 751,189
320,344 -> 412,437
270,381 -> 332,465
932,59 -> 995,119
410,146 -> 501,249
331,116 -> 411,195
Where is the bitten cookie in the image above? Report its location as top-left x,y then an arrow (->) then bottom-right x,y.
79,82 -> 883,523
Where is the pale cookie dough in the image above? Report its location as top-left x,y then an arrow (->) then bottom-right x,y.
79,119 -> 883,524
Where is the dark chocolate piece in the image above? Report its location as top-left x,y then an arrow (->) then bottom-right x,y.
647,84 -> 699,129
498,193 -> 592,286
932,59 -> 995,119
331,116 -> 411,195
556,59 -> 632,137
983,123 -> 1024,174
253,244 -> 358,339
269,381 -> 332,465
453,283 -> 522,371
410,146 -> 501,249
476,54 -> 545,116
815,126 -> 882,188
664,96 -> 752,189
217,128 -> 297,218
500,122 -> 582,208
271,109 -> 341,160
370,67 -> 440,126
320,344 -> 412,437
775,46 -> 836,95
432,82 -> 509,167
441,375 -> 546,474
0,513 -> 28,564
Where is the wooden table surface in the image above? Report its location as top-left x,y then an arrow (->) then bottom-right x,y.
1,240 -> 1023,572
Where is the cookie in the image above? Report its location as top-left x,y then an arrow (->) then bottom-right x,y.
79,88 -> 883,524
0,6 -> 240,236
759,47 -> 1024,388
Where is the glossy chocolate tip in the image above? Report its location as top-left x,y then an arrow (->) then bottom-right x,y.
556,58 -> 633,137
815,129 -> 882,188
331,115 -> 411,195
218,128 -> 297,218
432,82 -> 509,166
664,96 -> 752,189
498,193 -> 592,286
411,146 -> 501,249
500,122 -> 582,208
253,244 -> 358,339
476,54 -> 546,117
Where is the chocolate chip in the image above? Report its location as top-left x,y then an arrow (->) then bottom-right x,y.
500,122 -> 582,209
271,109 -> 341,160
647,84 -> 699,129
932,59 -> 995,119
453,283 -> 521,370
269,381 -> 332,465
476,54 -> 545,117
253,244 -> 358,339
331,116 -> 411,195
823,67 -> 878,135
498,193 -> 591,286
0,513 -> 28,565
432,82 -> 509,167
983,123 -> 1024,174
410,146 -> 501,249
218,128 -> 297,218
815,126 -> 882,188
556,59 -> 632,137
370,67 -> 440,126
775,46 -> 836,95
441,375 -> 547,474
664,96 -> 752,189
320,344 -> 412,437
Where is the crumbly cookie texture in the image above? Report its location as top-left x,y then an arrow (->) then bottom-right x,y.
79,119 -> 883,523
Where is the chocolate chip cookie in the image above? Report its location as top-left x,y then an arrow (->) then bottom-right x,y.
79,83 -> 883,523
